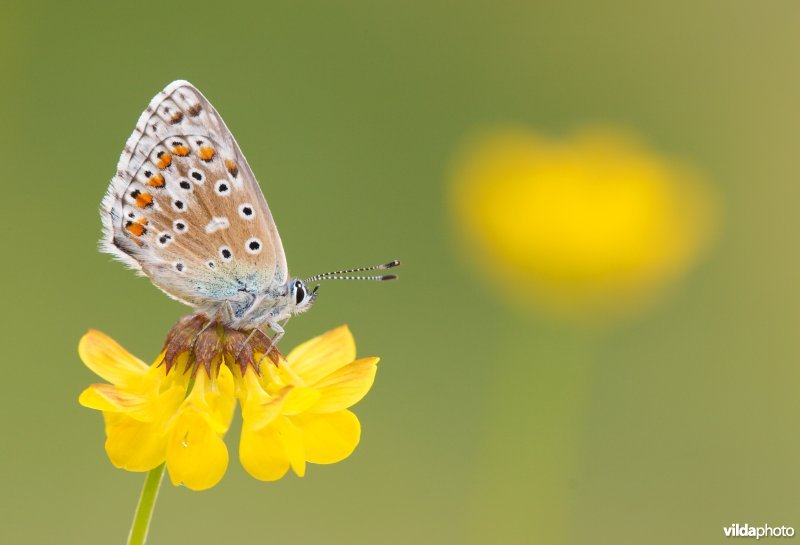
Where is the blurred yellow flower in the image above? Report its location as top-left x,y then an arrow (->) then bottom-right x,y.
451,127 -> 718,319
79,322 -> 378,491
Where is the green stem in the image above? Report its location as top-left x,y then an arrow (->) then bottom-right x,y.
127,463 -> 165,545
126,368 -> 194,544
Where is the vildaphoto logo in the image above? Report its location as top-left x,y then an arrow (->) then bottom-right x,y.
724,523 -> 795,539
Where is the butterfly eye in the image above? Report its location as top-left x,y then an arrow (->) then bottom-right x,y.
295,282 -> 306,305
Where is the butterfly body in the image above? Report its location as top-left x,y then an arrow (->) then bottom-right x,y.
100,80 -> 315,331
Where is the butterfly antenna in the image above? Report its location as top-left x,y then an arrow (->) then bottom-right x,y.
305,260 -> 400,283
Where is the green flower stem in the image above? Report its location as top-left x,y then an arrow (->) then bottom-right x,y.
127,463 -> 165,545
126,371 -> 194,544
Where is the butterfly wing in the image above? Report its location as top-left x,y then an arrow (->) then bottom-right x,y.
100,80 -> 288,314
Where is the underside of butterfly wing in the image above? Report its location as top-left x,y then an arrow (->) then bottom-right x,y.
101,81 -> 289,317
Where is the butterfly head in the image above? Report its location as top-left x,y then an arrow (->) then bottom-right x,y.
289,278 -> 319,315
294,260 -> 400,313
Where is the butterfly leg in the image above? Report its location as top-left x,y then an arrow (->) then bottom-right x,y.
188,301 -> 233,360
220,300 -> 237,324
255,318 -> 289,368
235,328 -> 260,361
185,316 -> 216,371
221,300 -> 263,362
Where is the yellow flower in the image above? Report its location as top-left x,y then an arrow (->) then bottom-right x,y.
238,326 -> 377,480
451,127 -> 718,320
79,320 -> 378,491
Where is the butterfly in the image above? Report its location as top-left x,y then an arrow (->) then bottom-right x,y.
100,80 -> 398,349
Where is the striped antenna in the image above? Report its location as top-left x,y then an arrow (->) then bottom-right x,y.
304,260 -> 400,283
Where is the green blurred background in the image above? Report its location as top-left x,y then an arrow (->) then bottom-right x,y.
2,1 -> 800,544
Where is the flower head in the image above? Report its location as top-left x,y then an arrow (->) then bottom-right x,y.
79,317 -> 378,490
451,127 -> 719,320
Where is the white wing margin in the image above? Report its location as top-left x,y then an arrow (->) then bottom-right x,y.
99,80 -> 289,310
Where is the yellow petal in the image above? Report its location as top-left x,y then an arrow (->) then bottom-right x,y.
282,386 -> 321,415
79,384 -> 147,413
79,330 -> 148,386
292,410 -> 361,464
185,367 -> 236,433
310,357 -> 378,413
275,416 -> 306,477
103,413 -> 168,471
166,408 -> 229,491
212,365 -> 237,429
285,325 -> 355,386
239,419 -> 291,481
242,382 -> 293,431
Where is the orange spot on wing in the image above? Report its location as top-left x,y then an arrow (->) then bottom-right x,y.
224,159 -> 239,177
135,193 -> 153,208
126,222 -> 146,236
172,145 -> 190,157
156,153 -> 172,169
170,111 -> 184,124
198,146 -> 216,162
146,173 -> 165,187
137,218 -> 148,225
